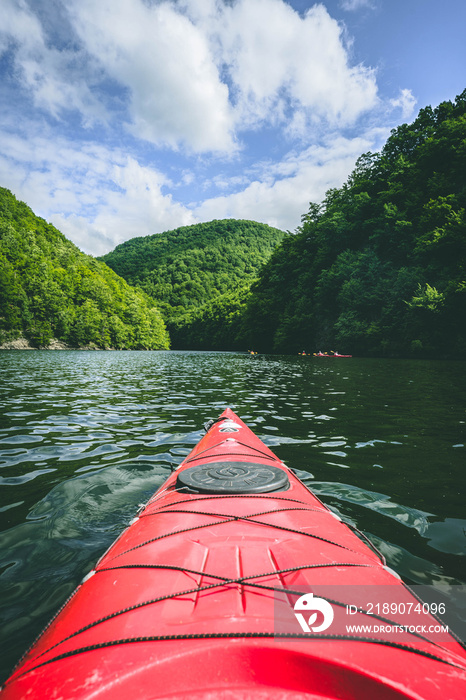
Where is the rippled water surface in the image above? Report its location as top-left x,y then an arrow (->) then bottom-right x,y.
0,350 -> 465,680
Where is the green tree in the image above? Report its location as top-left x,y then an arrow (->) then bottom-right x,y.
0,188 -> 169,350
238,89 -> 466,357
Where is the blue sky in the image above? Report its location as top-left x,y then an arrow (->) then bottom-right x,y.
0,0 -> 464,256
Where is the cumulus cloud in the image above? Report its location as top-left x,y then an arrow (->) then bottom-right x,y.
390,88 -> 417,120
65,0 -> 236,153
0,0 -> 414,256
339,0 -> 375,11
0,0 -> 106,124
0,114 -> 384,254
0,123 -> 196,255
194,132 -> 379,232
216,0 -> 378,128
2,0 -> 379,151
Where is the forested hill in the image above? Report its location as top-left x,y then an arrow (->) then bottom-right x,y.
0,187 -> 169,349
2,90 -> 464,357
99,220 -> 286,317
239,90 -> 466,357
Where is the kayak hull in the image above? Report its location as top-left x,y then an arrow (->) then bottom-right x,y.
3,409 -> 465,699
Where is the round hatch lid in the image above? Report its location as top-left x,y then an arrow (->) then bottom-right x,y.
176,461 -> 289,494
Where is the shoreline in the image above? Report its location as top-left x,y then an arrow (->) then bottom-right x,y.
0,337 -> 108,351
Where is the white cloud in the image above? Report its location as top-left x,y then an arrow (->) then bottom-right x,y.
339,0 -> 375,11
390,88 -> 417,120
0,0 -> 417,257
194,132 -> 379,232
0,115 -> 385,255
83,156 -> 197,254
3,0 -> 380,152
65,0 -> 236,153
0,0 -> 43,46
0,0 -> 106,125
200,0 -> 379,129
0,124 -> 196,255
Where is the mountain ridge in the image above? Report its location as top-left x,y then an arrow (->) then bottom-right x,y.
0,187 -> 169,350
99,219 -> 286,319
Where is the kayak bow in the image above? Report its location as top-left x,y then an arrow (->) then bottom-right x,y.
3,408 -> 465,699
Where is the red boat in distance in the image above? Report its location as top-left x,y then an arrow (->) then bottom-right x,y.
312,352 -> 352,357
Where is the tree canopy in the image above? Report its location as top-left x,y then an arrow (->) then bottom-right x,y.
0,188 -> 169,349
99,219 -> 286,320
238,90 -> 466,357
2,89 -> 465,357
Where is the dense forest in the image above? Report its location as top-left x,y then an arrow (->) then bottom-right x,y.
99,220 -> 286,322
0,187 -> 169,349
171,91 -> 466,357
168,285 -> 251,350
1,91 -> 465,357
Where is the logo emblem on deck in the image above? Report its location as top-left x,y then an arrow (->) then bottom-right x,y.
176,461 -> 289,494
293,593 -> 334,633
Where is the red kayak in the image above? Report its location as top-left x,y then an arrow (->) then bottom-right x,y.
2,409 -> 465,699
314,353 -> 352,358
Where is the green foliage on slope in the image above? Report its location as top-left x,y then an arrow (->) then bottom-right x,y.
240,90 -> 466,357
168,286 -> 251,350
99,219 -> 286,322
4,88 -> 464,357
0,188 -> 169,349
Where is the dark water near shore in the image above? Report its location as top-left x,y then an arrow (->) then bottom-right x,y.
0,350 -> 465,681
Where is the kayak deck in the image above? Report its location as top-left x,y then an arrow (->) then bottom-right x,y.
3,409 -> 466,699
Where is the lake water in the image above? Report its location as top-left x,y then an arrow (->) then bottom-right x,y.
0,350 -> 465,681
